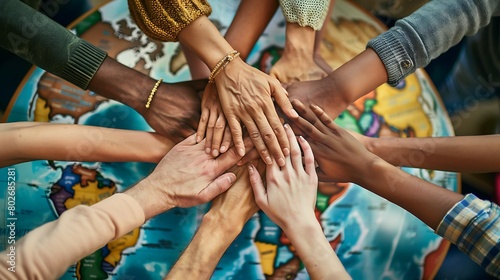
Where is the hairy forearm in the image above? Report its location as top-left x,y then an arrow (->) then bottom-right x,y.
368,135 -> 500,173
165,213 -> 243,280
358,159 -> 463,230
283,220 -> 351,280
1,123 -> 172,167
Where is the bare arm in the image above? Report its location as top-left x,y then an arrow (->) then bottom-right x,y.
290,101 -> 463,230
249,124 -> 351,280
365,135 -> 500,173
166,163 -> 260,279
287,48 -> 387,119
225,0 -> 279,60
0,122 -> 173,167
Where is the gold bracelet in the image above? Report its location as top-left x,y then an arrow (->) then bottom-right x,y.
208,50 -> 240,83
145,78 -> 163,109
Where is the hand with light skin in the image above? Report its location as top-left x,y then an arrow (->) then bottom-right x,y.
270,22 -> 328,83
165,161 -> 264,280
179,16 -> 298,167
126,134 -> 244,220
249,124 -> 351,280
196,82 -> 232,157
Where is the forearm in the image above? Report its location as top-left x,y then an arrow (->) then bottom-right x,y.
358,159 -> 463,230
1,123 -> 172,167
321,48 -> 386,116
0,0 -> 106,90
225,0 -> 279,59
0,194 -> 144,279
178,16 -> 234,69
284,22 -> 316,56
283,220 -> 350,280
88,56 -> 159,114
368,135 -> 500,173
165,212 -> 243,280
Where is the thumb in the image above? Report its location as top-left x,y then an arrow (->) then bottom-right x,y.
271,83 -> 298,119
179,133 -> 198,146
198,173 -> 236,202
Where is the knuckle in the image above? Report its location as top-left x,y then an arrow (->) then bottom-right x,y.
250,131 -> 261,139
263,132 -> 275,142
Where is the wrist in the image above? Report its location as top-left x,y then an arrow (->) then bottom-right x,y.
202,210 -> 245,237
355,157 -> 390,187
124,177 -> 174,220
178,16 -> 234,69
88,57 -> 154,113
284,22 -> 315,54
281,212 -> 319,236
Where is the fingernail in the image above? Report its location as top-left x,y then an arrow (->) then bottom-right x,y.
278,158 -> 285,166
228,175 -> 235,184
212,149 -> 219,157
220,145 -> 227,153
265,156 -> 272,165
284,123 -> 290,129
195,133 -> 199,143
290,109 -> 299,118
311,104 -> 319,110
237,159 -> 244,166
248,164 -> 254,174
205,147 -> 211,154
238,148 -> 245,157
283,148 -> 290,156
299,135 -> 305,142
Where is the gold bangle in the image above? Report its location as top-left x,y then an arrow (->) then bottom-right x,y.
208,50 -> 240,83
145,78 -> 163,109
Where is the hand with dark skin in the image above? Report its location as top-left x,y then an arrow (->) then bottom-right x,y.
89,57 -> 206,143
289,100 -> 463,230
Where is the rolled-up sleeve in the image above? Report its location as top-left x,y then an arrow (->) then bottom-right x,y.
436,194 -> 500,278
367,0 -> 500,86
128,0 -> 212,42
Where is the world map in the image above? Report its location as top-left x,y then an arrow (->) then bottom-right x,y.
0,0 -> 457,279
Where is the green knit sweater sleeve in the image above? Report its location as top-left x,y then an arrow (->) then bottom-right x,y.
0,0 -> 107,90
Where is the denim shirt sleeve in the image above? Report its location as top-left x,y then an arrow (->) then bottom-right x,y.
367,0 -> 500,86
0,0 -> 107,90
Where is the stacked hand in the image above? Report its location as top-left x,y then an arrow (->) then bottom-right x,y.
128,133 -> 246,219
144,79 -> 206,143
249,124 -> 318,229
289,100 -> 379,183
196,83 -> 232,157
270,51 -> 328,83
211,58 -> 298,166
